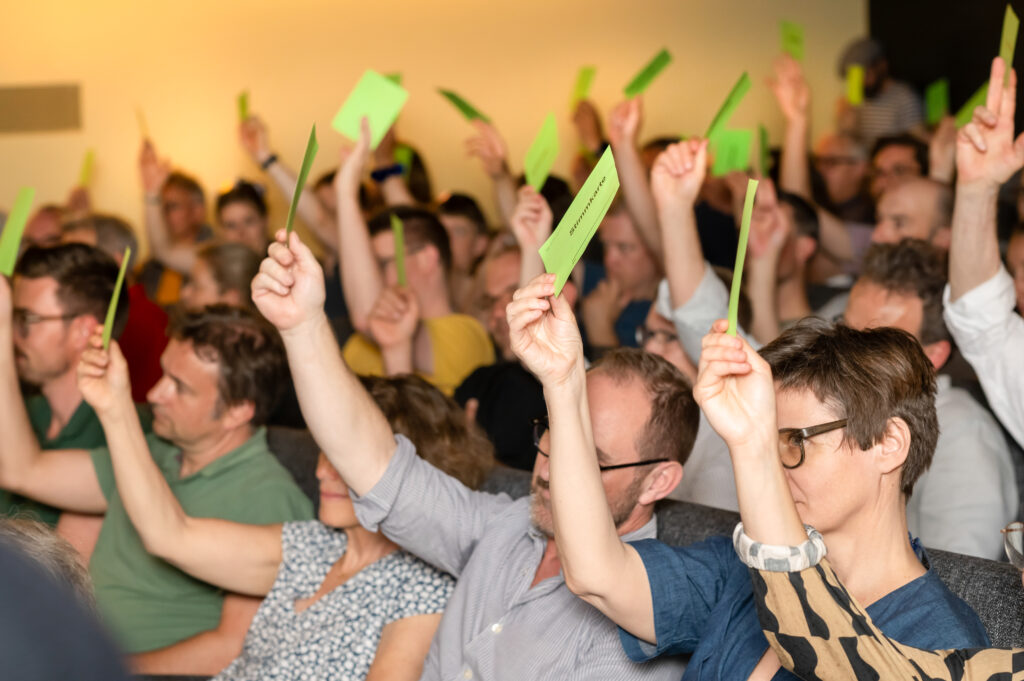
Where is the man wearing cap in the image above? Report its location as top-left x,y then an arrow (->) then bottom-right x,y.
837,38 -> 925,147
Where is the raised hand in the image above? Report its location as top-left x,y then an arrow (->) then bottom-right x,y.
0,276 -> 12,335
510,186 -> 553,251
251,230 -> 326,334
693,320 -> 777,450
335,117 -> 372,199
465,120 -> 509,178
367,287 -> 419,349
139,140 -> 170,194
572,100 -> 605,153
957,57 -> 1024,189
507,273 -> 584,389
239,116 -> 271,164
374,126 -> 399,169
928,115 -> 958,183
769,55 -> 810,122
77,328 -> 133,417
650,139 -> 708,212
745,178 -> 789,259
607,98 -> 643,149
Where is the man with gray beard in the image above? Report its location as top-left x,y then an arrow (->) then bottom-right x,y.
252,232 -> 699,681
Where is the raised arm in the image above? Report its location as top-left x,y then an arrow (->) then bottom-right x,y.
0,278 -> 104,513
252,230 -> 396,495
76,330 -> 282,597
335,120 -> 385,333
139,140 -> 195,274
607,98 -> 662,259
508,273 -> 656,642
240,116 -> 338,253
651,139 -> 709,307
465,121 -> 518,227
950,57 -> 1024,299
509,185 -> 553,285
373,128 -> 418,207
769,55 -> 812,201
741,179 -> 790,344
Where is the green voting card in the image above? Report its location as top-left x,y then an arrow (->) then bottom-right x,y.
572,66 -> 596,108
706,72 -> 752,140
1002,4 -> 1020,83
847,65 -> 865,106
102,246 -> 131,349
524,113 -> 560,191
385,73 -> 403,86
438,89 -> 491,123
0,188 -> 35,277
624,48 -> 672,98
728,179 -> 759,336
332,70 -> 409,150
758,125 -> 770,177
539,147 -> 619,296
780,21 -> 804,61
711,128 -> 753,177
285,125 -> 319,236
925,79 -> 950,126
394,143 -> 414,176
79,149 -> 95,187
238,90 -> 249,123
955,83 -> 989,128
391,213 -> 406,287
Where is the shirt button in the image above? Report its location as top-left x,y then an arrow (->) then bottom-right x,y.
491,622 -> 503,633
463,668 -> 473,679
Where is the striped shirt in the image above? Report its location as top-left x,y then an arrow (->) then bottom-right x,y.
353,435 -> 687,681
857,80 -> 923,147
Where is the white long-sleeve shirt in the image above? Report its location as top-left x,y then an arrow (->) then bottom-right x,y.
943,267 -> 1024,450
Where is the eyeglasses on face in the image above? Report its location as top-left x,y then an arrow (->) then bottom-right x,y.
11,309 -> 79,337
531,416 -> 669,472
778,419 -> 848,469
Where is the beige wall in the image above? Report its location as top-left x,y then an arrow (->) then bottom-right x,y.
0,0 -> 866,252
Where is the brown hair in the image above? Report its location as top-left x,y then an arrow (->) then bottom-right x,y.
368,206 -> 452,274
360,375 -> 494,489
62,214 -> 140,270
162,171 -> 205,204
858,239 -> 950,345
197,242 -> 262,309
168,305 -> 286,426
590,348 -> 699,466
760,318 -> 938,497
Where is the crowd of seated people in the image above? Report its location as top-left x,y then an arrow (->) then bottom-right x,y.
3,27 -> 1024,681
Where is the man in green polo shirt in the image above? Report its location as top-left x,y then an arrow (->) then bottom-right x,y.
1,244 -> 140,527
0,292 -> 312,676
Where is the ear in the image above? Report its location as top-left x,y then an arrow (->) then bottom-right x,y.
637,461 -> 683,506
930,226 -> 951,251
221,289 -> 243,308
220,400 -> 256,430
794,235 -> 818,265
415,244 -> 442,276
921,339 -> 951,371
874,416 -> 911,480
69,315 -> 100,350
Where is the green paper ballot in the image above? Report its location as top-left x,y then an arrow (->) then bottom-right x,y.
847,65 -> 865,106
438,89 -> 491,123
524,113 -> 560,191
624,48 -> 672,98
705,72 -> 752,140
391,213 -> 406,287
539,147 -> 620,296
394,144 -> 414,176
955,83 -> 989,128
728,179 -> 759,336
332,70 -> 409,150
571,66 -> 596,108
285,125 -> 319,236
758,125 -> 770,177
1002,4 -> 1020,83
0,188 -> 35,277
711,128 -> 753,177
385,73 -> 403,86
238,91 -> 249,123
780,21 -> 805,61
102,246 -> 131,349
925,79 -> 950,126
79,149 -> 95,187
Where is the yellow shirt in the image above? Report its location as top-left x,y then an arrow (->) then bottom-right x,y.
343,314 -> 495,396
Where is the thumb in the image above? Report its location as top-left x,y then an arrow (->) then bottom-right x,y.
287,231 -> 319,270
108,340 -> 129,372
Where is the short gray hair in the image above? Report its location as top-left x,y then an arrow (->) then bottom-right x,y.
0,518 -> 95,610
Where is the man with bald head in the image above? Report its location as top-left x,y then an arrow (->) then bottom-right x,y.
873,177 -> 953,249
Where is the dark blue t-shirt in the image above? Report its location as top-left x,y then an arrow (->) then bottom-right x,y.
621,535 -> 990,681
